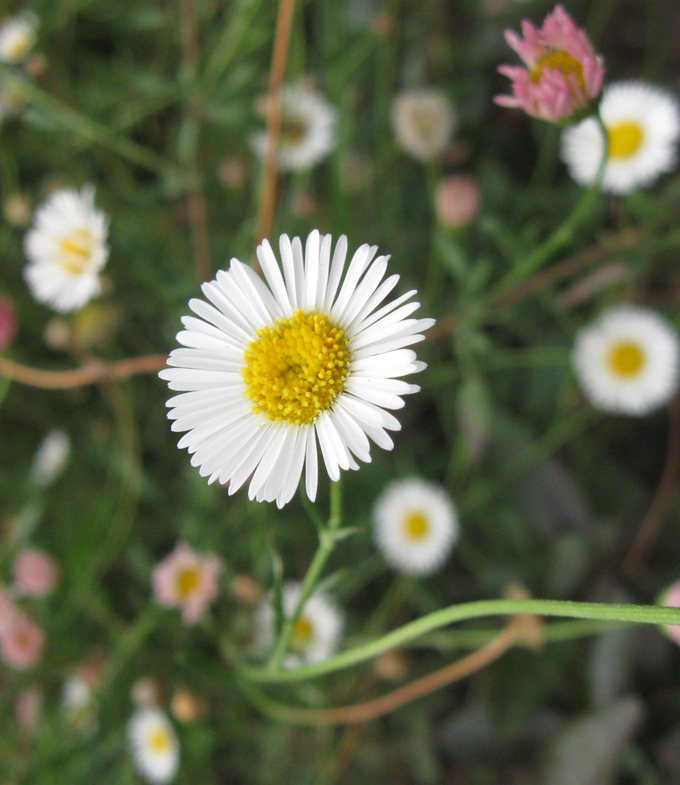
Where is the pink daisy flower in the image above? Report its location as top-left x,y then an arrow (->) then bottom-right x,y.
152,543 -> 222,625
13,548 -> 59,597
495,4 -> 605,124
0,613 -> 44,669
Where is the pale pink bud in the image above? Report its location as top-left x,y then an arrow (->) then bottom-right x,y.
495,4 -> 605,123
0,297 -> 17,351
435,175 -> 481,228
152,542 -> 222,625
0,613 -> 44,669
13,548 -> 59,597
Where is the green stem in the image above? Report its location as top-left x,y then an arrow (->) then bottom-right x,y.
492,113 -> 609,297
244,598 -> 680,683
266,480 -> 343,670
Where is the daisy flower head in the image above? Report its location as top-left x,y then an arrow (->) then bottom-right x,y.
251,84 -> 337,172
24,186 -> 109,313
0,12 -> 38,63
392,89 -> 456,162
160,230 -> 434,508
128,707 -> 179,784
254,581 -> 343,668
372,477 -> 459,575
495,4 -> 604,124
152,542 -> 221,625
572,306 -> 680,416
561,81 -> 680,194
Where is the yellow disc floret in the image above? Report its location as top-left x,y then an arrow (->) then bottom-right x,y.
243,309 -> 350,424
403,511 -> 430,541
58,228 -> 94,275
607,340 -> 645,378
532,49 -> 586,92
607,120 -> 645,159
175,567 -> 200,600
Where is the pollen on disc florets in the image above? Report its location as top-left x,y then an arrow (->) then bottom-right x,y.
243,309 -> 350,425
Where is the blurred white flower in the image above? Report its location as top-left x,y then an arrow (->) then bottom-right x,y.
62,675 -> 98,735
561,81 -> 680,194
392,90 -> 456,161
0,12 -> 38,63
572,306 -> 680,415
372,477 -> 459,575
24,186 -> 109,313
251,84 -> 337,171
128,708 -> 179,784
29,429 -> 70,487
255,582 -> 343,668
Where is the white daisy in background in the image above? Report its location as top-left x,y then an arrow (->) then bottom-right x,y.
127,707 -> 179,784
251,84 -> 337,172
29,429 -> 70,487
392,89 -> 456,162
0,12 -> 38,63
62,675 -> 98,736
561,81 -> 680,194
572,306 -> 680,415
160,230 -> 433,508
24,186 -> 109,313
254,581 -> 343,668
372,477 -> 459,575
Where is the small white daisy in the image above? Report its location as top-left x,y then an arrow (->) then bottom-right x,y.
251,84 -> 337,172
392,89 -> 456,162
572,306 -> 680,415
127,708 -> 179,784
372,477 -> 459,575
29,429 -> 70,487
24,186 -> 109,313
561,81 -> 680,194
160,230 -> 433,508
255,581 -> 343,668
62,675 -> 98,735
0,12 -> 38,63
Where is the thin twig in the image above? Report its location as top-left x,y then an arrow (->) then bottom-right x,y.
0,354 -> 168,390
622,396 -> 680,574
253,0 -> 297,265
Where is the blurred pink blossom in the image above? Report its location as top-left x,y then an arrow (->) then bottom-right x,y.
0,297 -> 17,351
13,548 -> 59,597
435,175 -> 481,228
660,580 -> 680,646
495,4 -> 604,123
0,613 -> 44,669
152,542 -> 222,625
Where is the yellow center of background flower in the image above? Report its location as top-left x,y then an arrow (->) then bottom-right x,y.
148,727 -> 171,754
175,567 -> 200,600
607,121 -> 645,159
607,341 -> 645,378
243,309 -> 350,425
531,49 -> 585,91
280,116 -> 308,146
403,511 -> 430,541
58,228 -> 94,275
291,615 -> 314,651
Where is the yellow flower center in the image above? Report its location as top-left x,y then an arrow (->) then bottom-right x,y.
280,116 -> 308,147
175,567 -> 200,600
6,33 -> 31,61
58,228 -> 94,275
607,340 -> 645,378
531,49 -> 586,92
607,120 -> 645,159
243,309 -> 350,425
403,511 -> 430,541
148,727 -> 172,754
291,615 -> 314,652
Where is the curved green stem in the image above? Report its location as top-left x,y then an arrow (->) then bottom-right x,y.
492,112 -> 610,297
245,598 -> 680,684
266,480 -> 343,670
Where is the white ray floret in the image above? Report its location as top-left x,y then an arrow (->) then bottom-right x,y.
572,306 -> 680,415
23,186 -> 109,313
561,81 -> 680,195
160,230 -> 434,508
372,477 -> 459,575
127,707 -> 179,784
0,12 -> 38,63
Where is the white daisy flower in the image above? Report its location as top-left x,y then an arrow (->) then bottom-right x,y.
160,230 -> 433,508
372,477 -> 459,575
572,306 -> 680,415
561,81 -> 680,195
24,186 -> 109,314
127,708 -> 179,784
251,84 -> 337,172
392,89 -> 456,162
254,581 -> 343,668
29,429 -> 70,487
0,12 -> 38,63
62,675 -> 98,735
